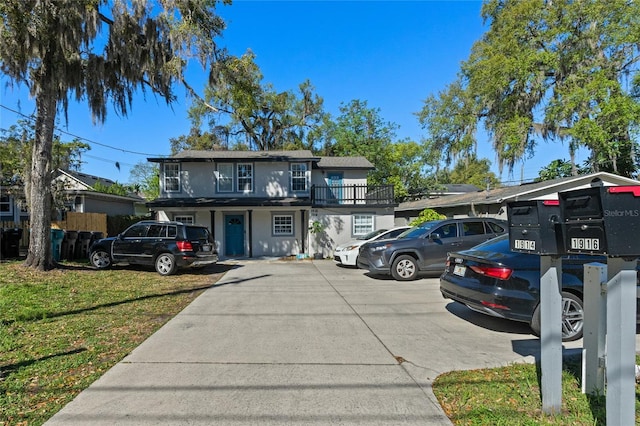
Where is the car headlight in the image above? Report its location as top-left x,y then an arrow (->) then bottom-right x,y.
345,245 -> 360,251
371,244 -> 390,252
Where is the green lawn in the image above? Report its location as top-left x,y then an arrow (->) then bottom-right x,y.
432,349 -> 640,425
1,259 -> 637,425
0,260 -> 231,426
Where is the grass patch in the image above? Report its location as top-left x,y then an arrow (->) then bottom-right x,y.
0,260 -> 232,426
433,354 -> 640,425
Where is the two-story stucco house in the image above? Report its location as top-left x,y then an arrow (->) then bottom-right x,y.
146,150 -> 397,259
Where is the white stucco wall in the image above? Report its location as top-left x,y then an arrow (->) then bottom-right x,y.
251,209 -> 303,257
309,207 -> 396,257
166,161 -> 312,198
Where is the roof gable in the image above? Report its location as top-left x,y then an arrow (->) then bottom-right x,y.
57,170 -> 118,188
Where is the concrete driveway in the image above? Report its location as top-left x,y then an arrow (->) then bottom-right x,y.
46,259 -> 586,425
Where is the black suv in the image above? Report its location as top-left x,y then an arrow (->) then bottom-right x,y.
89,220 -> 218,275
357,218 -> 507,281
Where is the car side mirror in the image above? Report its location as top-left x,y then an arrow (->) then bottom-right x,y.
429,233 -> 441,240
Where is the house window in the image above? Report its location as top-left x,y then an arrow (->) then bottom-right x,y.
217,163 -> 233,192
174,215 -> 194,224
164,163 -> 180,192
237,163 -> 253,192
290,163 -> 307,192
353,214 -> 374,236
0,195 -> 11,213
273,214 -> 294,236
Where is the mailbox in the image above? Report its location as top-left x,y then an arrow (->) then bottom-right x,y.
508,200 -> 563,255
559,185 -> 640,256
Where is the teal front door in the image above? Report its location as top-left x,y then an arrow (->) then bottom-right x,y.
225,214 -> 245,256
327,172 -> 343,204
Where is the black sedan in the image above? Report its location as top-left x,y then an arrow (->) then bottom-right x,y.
440,234 -> 625,342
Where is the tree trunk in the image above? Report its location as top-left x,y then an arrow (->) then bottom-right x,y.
24,91 -> 57,271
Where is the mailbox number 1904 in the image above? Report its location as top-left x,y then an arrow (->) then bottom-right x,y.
570,238 -> 600,251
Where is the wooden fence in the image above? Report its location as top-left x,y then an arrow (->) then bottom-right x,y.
1,212 -> 107,251
53,212 -> 108,236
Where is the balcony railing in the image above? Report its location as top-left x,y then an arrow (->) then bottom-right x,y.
311,184 -> 395,206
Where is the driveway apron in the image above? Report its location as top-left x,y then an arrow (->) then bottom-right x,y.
45,259 -> 586,425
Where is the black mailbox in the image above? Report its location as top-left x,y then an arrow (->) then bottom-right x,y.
559,185 -> 640,256
508,200 -> 563,255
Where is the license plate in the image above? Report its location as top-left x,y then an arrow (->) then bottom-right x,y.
453,265 -> 466,277
202,245 -> 211,252
570,238 -> 600,251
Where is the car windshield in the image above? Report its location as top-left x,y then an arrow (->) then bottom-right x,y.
397,221 -> 442,239
356,229 -> 387,241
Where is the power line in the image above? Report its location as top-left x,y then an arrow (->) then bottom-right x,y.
83,154 -> 136,168
0,104 -> 167,157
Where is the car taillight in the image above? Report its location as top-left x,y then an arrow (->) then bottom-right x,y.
176,241 -> 193,252
469,265 -> 513,280
481,300 -> 511,310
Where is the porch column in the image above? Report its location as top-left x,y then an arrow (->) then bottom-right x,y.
248,210 -> 253,258
209,210 -> 215,238
300,209 -> 306,255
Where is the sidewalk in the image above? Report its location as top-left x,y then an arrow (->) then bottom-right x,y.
45,259 -> 579,425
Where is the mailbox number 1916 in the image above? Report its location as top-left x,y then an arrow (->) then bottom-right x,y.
570,238 -> 600,251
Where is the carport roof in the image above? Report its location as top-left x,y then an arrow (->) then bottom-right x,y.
396,172 -> 640,212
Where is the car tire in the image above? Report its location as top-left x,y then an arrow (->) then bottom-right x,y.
89,249 -> 112,270
391,255 -> 418,281
530,291 -> 584,342
155,253 -> 177,276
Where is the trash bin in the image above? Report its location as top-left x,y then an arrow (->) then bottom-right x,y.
1,228 -> 23,258
61,230 -> 78,261
75,231 -> 93,259
51,228 -> 65,262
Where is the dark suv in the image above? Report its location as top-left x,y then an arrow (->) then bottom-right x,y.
89,220 -> 218,275
357,218 -> 507,281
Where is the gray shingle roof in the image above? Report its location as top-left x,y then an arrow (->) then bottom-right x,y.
316,156 -> 374,169
61,170 -> 117,187
149,150 -> 319,162
148,150 -> 373,169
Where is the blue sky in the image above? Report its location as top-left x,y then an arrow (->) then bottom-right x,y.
0,1 -> 579,185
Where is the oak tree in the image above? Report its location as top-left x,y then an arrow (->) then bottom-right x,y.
186,51 -> 325,151
0,0 -> 228,270
419,0 -> 640,178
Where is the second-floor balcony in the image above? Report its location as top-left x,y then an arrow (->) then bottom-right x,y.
311,184 -> 396,207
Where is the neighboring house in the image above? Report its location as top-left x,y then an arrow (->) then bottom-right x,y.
1,170 -> 145,222
0,186 -> 28,224
146,150 -> 397,259
53,170 -> 146,217
396,172 -> 639,223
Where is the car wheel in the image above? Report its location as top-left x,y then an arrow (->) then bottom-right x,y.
155,253 -> 177,276
89,249 -> 112,269
530,291 -> 584,342
391,255 -> 418,281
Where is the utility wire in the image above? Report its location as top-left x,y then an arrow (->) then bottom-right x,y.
2,103 -> 550,186
1,104 -> 167,157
